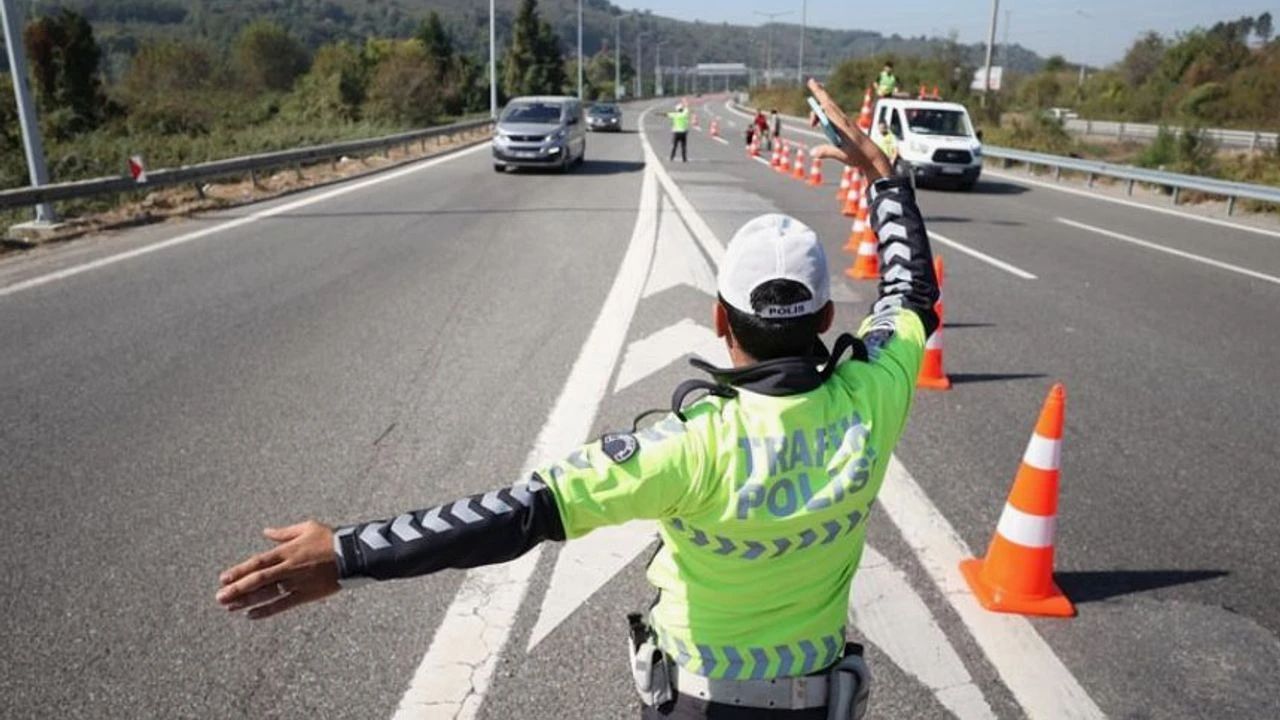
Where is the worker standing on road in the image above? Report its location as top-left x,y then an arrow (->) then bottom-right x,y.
876,62 -> 898,97
216,79 -> 939,720
875,119 -> 899,166
771,107 -> 783,147
668,101 -> 691,163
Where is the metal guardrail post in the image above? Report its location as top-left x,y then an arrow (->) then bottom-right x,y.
1085,119 -> 1093,135
1087,172 -> 1095,188
1251,133 -> 1259,152
1171,186 -> 1180,205
1227,196 -> 1236,216
1054,166 -> 1062,181
1126,179 -> 1135,196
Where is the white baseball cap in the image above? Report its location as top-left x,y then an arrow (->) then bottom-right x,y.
718,214 -> 830,319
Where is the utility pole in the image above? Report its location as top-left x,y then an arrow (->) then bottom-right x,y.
634,16 -> 643,98
754,11 -> 791,88
1,0 -> 57,224
1002,9 -> 1010,69
981,0 -> 999,107
1075,10 -> 1092,87
614,15 -> 621,100
672,50 -> 679,96
489,0 -> 497,118
577,0 -> 583,101
654,41 -> 664,96
797,0 -> 807,83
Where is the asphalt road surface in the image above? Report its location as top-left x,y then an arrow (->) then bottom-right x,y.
2,96 -> 1278,720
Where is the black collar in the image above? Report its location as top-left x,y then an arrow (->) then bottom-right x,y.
670,334 -> 866,419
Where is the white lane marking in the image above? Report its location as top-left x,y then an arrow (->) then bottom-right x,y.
392,136 -> 660,720
526,520 -> 658,651
752,156 -> 771,167
877,456 -> 1106,720
988,169 -> 1280,241
1057,217 -> 1280,286
853,546 -> 997,720
928,230 -> 1038,280
0,143 -> 492,300
613,318 -> 729,394
643,132 -> 726,265
711,135 -> 729,145
642,116 -> 1102,719
642,194 -> 717,299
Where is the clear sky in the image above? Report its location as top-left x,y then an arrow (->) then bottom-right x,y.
609,1 -> 1275,66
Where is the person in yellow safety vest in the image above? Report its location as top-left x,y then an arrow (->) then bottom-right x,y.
876,62 -> 898,97
875,120 -> 898,164
668,101 -> 691,163
214,78 -> 936,720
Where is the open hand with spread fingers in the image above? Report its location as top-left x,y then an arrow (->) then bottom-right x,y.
216,520 -> 341,620
806,78 -> 895,183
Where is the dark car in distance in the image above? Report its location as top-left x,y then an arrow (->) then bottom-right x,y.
586,103 -> 622,132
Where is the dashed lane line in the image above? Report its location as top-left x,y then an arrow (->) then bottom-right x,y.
1057,217 -> 1280,286
0,143 -> 492,300
991,170 -> 1280,241
928,230 -> 1038,280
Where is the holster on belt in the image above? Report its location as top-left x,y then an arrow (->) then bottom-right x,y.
826,643 -> 872,720
627,613 -> 674,707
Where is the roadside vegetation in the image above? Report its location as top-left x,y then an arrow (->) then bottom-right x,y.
746,12 -> 1280,201
0,0 -> 605,201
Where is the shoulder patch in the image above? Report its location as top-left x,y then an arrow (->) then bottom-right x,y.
600,432 -> 639,464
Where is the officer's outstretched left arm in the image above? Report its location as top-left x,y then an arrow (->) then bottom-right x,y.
330,417 -> 707,582
217,413 -> 708,615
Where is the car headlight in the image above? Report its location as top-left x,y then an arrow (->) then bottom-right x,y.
493,133 -> 509,145
549,129 -> 567,142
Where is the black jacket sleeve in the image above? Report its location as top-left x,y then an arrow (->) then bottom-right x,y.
332,473 -> 565,583
866,177 -> 941,338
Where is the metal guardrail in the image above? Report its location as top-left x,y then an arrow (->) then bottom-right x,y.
984,145 -> 1280,215
1062,118 -> 1278,151
0,117 -> 494,211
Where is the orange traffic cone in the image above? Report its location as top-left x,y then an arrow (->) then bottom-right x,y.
837,166 -> 852,200
917,255 -> 951,390
807,154 -> 824,186
918,84 -> 927,99
932,85 -> 941,99
748,133 -> 760,158
843,218 -> 862,252
793,146 -> 808,180
960,384 -> 1075,618
776,143 -> 790,174
711,118 -> 720,137
857,87 -> 874,132
842,168 -> 863,217
770,141 -> 781,168
846,192 -> 878,280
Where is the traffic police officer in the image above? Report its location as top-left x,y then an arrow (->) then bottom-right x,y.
668,101 -> 692,162
216,79 -> 939,719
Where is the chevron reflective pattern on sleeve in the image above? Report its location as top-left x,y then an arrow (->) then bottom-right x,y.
354,475 -> 548,552
662,508 -> 866,561
656,628 -> 846,679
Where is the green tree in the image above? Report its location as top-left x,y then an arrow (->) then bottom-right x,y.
233,20 -> 310,92
365,40 -> 443,126
1256,12 -> 1273,44
502,0 -> 566,97
1043,55 -> 1067,73
417,11 -> 454,69
1121,32 -> 1165,86
284,41 -> 368,122
120,39 -> 221,133
22,9 -> 104,134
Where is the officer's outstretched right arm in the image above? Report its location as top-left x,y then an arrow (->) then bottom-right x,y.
840,176 -> 940,445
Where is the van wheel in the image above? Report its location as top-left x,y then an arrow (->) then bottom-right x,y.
559,152 -> 572,173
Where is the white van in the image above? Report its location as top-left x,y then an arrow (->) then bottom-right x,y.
868,98 -> 983,190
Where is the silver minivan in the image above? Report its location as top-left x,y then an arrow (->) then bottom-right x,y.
492,96 -> 586,173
